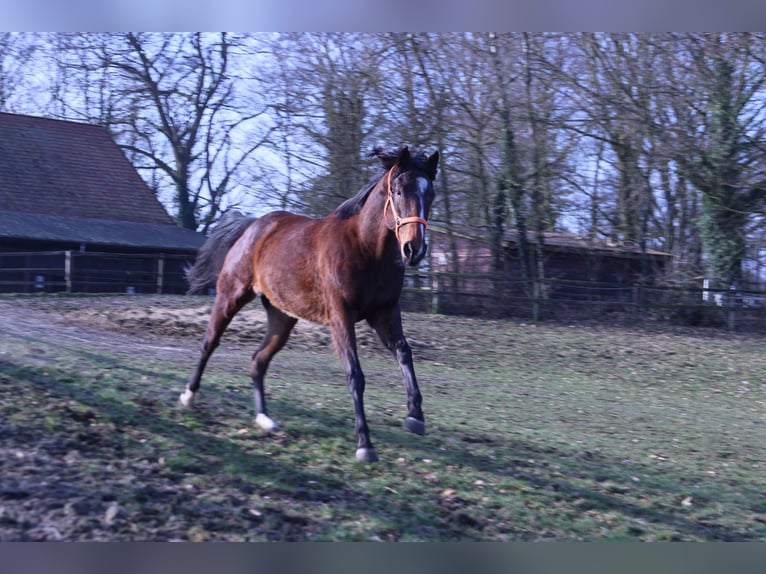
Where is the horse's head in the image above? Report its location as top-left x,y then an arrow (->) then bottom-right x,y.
383,147 -> 439,266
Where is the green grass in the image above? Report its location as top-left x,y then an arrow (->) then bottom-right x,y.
0,295 -> 764,541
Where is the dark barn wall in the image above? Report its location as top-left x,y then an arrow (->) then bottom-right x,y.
419,228 -> 671,316
505,248 -> 665,285
0,251 -> 64,293
428,230 -> 668,286
0,241 -> 195,294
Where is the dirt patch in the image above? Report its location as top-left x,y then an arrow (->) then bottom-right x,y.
4,295 -> 393,354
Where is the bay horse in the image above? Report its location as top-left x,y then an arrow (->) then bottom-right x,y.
182,146 -> 439,462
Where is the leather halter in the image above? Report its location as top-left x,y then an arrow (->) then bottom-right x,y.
383,167 -> 429,241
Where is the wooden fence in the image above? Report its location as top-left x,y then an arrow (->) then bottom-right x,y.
0,250 -> 194,295
2,252 -> 765,331
400,271 -> 766,332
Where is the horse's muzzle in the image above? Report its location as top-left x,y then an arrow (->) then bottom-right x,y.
402,241 -> 427,266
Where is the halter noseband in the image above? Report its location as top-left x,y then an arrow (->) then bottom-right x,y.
383,167 -> 429,241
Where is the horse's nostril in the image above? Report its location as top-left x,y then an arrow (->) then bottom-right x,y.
403,242 -> 414,259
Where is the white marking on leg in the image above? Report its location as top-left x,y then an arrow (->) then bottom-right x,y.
356,447 -> 379,462
255,413 -> 279,431
179,389 -> 196,409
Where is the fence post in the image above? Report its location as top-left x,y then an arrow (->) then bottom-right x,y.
64,250 -> 72,293
727,285 -> 736,331
156,253 -> 165,294
431,272 -> 440,314
532,279 -> 540,322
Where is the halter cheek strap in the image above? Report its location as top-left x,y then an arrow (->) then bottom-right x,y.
384,168 -> 429,241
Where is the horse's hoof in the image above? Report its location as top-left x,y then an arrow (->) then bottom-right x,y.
255,413 -> 279,432
355,447 -> 379,462
405,416 -> 426,436
179,389 -> 195,409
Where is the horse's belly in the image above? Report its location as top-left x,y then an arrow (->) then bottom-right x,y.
254,269 -> 329,325
273,293 -> 329,325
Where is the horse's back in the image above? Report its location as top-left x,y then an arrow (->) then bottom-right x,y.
235,208 -> 400,326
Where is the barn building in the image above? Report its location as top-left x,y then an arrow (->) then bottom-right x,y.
0,112 -> 204,293
408,222 -> 673,316
428,223 -> 671,281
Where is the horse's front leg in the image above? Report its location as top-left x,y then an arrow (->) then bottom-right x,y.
332,315 -> 377,462
368,305 -> 425,436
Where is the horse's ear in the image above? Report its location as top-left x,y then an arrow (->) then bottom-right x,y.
395,146 -> 411,168
426,151 -> 439,180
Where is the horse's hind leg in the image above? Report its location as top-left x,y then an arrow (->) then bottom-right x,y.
251,297 -> 297,431
180,282 -> 255,409
367,305 -> 425,436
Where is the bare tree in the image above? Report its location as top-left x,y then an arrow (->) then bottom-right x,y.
0,33 -> 40,112
487,33 -> 530,287
558,34 -> 655,250
47,32 -> 270,232
398,34 -> 460,273
672,33 -> 766,288
259,33 -> 389,217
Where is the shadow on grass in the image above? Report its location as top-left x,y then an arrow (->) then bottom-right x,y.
371,410 -> 758,541
3,344 -> 759,541
215,385 -> 759,541
1,356 -> 524,540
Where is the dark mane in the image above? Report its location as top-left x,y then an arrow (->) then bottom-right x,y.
333,173 -> 382,220
333,147 -> 435,220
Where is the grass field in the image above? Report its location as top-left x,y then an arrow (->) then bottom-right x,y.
1,295 -> 764,540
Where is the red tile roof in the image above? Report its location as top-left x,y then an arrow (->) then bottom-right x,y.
0,112 -> 173,225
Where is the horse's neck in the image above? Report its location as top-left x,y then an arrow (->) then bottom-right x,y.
356,184 -> 396,260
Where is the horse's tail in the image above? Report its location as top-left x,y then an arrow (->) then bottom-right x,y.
185,211 -> 257,295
